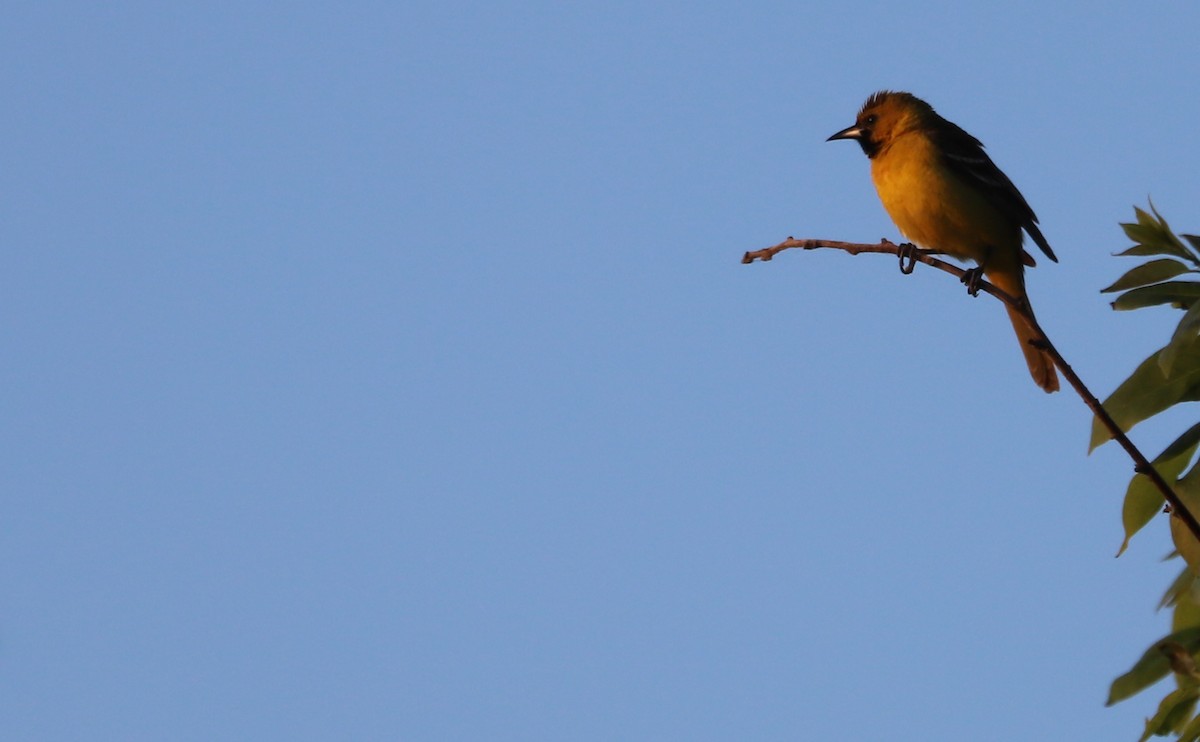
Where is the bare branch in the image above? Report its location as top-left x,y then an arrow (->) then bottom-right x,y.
743,237 -> 1200,544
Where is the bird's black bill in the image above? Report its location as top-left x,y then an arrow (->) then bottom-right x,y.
827,125 -> 863,142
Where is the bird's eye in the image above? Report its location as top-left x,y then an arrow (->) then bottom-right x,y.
865,114 -> 877,126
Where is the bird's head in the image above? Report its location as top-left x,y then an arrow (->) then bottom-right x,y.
827,90 -> 931,159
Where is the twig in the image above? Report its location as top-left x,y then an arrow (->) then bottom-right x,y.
743,237 -> 1200,543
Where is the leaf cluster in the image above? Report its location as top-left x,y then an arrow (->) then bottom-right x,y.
1102,206 -> 1200,739
1095,206 -> 1200,553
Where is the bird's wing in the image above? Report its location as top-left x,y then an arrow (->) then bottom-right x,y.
932,119 -> 1058,263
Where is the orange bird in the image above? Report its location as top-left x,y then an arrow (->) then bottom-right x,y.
829,91 -> 1059,393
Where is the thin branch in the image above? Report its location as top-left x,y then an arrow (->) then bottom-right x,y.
743,237 -> 1200,544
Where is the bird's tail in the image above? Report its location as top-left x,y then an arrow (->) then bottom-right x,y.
987,269 -> 1060,393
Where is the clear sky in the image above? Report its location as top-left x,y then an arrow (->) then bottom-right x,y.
4,2 -> 1200,740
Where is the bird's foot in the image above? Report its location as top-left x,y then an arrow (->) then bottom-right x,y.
961,267 -> 984,297
897,242 -> 919,275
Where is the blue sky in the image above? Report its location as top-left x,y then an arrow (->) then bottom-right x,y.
4,2 -> 1200,739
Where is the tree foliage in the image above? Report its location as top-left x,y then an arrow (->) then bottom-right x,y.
1101,205 -> 1200,739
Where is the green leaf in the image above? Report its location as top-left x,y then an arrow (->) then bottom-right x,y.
1162,304 -> 1200,376
1118,205 -> 1199,264
1180,710 -> 1200,742
1139,687 -> 1200,741
1149,201 -> 1196,256
1109,626 -> 1200,706
1122,222 -> 1167,248
1090,339 -> 1200,450
1103,259 -> 1195,294
1118,243 -> 1189,258
1112,281 -> 1200,311
1118,423 -> 1200,556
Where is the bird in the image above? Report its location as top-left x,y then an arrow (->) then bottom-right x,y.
827,90 -> 1060,393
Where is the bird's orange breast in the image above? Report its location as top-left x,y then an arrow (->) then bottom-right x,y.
870,132 -> 1019,267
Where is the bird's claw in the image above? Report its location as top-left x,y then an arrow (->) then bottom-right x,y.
961,267 -> 984,296
897,242 -> 919,275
